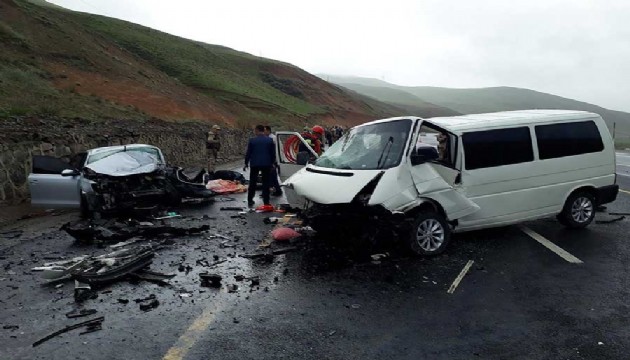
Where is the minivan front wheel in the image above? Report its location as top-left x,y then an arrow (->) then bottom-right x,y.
409,212 -> 451,256
558,192 -> 595,228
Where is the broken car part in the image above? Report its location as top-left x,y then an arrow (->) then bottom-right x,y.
32,317 -> 105,347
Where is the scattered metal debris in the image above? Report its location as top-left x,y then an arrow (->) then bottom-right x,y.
226,284 -> 238,293
61,219 -> 210,243
66,309 -> 98,319
32,316 -> 105,347
2,325 -> 19,330
595,216 -> 625,224
220,207 -> 244,211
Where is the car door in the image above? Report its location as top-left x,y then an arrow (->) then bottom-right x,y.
275,131 -> 318,182
29,155 -> 81,208
409,124 -> 479,220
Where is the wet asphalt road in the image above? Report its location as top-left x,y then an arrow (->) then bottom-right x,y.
2,172 -> 630,359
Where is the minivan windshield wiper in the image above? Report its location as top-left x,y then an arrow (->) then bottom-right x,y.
376,136 -> 394,169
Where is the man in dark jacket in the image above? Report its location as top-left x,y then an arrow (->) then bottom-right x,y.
244,124 -> 276,207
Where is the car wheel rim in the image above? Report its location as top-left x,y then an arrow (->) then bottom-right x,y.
571,197 -> 593,223
415,219 -> 445,252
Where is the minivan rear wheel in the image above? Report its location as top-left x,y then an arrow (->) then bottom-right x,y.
409,212 -> 451,256
558,192 -> 595,228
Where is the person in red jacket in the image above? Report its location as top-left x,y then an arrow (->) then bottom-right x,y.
299,125 -> 325,156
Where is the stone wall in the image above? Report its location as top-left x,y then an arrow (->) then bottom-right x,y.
0,117 -> 250,205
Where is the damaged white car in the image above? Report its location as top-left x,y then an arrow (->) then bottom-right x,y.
28,144 -> 214,217
281,110 -> 619,255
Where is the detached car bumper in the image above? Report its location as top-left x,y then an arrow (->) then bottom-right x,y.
596,184 -> 618,205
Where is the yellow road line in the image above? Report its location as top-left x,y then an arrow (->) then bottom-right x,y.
519,225 -> 583,264
447,260 -> 474,294
163,303 -> 222,360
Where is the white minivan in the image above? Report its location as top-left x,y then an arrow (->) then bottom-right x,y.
278,110 -> 619,255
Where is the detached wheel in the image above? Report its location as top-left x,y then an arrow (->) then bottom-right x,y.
409,212 -> 451,256
558,192 -> 595,228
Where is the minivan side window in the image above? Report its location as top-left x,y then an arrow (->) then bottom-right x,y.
463,127 -> 534,170
535,121 -> 604,160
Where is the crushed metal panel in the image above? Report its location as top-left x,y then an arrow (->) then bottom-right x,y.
409,163 -> 479,220
86,151 -> 161,177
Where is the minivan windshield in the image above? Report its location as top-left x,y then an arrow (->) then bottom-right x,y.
314,119 -> 412,170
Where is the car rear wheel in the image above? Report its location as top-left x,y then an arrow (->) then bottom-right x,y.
558,191 -> 595,228
409,212 -> 451,256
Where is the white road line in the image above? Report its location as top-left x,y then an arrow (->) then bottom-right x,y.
519,225 -> 583,264
616,164 -> 630,168
447,260 -> 474,294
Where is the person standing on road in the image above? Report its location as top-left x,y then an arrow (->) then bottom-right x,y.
264,125 -> 283,196
206,124 -> 221,173
244,125 -> 275,207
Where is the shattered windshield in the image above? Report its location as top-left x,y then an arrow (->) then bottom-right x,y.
314,119 -> 412,170
87,147 -> 162,165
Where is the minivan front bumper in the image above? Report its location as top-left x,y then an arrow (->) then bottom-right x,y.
596,184 -> 619,205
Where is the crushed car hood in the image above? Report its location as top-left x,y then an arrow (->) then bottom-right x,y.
86,151 -> 162,176
284,166 -> 383,204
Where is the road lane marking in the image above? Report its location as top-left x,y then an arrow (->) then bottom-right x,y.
447,260 -> 474,294
519,225 -> 583,264
163,302 -> 223,360
619,189 -> 630,195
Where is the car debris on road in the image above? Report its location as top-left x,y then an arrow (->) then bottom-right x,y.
32,316 -> 105,347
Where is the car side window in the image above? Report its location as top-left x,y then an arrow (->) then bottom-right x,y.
463,127 -> 534,170
535,121 -> 604,159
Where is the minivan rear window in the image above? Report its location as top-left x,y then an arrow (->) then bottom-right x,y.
463,127 -> 534,170
535,121 -> 604,159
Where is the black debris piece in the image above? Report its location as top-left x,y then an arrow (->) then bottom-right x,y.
227,284 -> 238,293
199,273 -> 222,288
117,298 -> 129,304
66,309 -> 98,319
136,295 -> 159,311
2,325 -> 19,330
62,219 -> 210,243
595,216 -> 625,224
32,317 -> 105,347
220,207 -> 244,211
250,277 -> 260,287
609,212 -> 630,216
234,275 -> 245,282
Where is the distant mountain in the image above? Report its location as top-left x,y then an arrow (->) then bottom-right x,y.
0,0 -> 405,128
323,75 -> 630,142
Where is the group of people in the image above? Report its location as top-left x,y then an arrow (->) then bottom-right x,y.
206,123 -> 331,207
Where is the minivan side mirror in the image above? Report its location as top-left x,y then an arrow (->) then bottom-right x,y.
61,169 -> 79,177
410,154 -> 426,166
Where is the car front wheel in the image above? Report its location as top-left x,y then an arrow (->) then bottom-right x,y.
409,212 -> 451,256
558,192 -> 595,228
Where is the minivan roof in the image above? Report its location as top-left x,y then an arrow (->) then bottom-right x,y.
426,110 -> 600,134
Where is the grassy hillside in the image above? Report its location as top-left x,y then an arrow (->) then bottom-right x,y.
0,0 -> 406,128
323,75 -> 630,144
324,82 -> 460,117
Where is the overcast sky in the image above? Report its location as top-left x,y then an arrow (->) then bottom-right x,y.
49,0 -> 630,112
